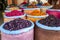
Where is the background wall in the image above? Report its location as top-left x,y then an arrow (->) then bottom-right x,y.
7,0 -> 12,5
7,0 -> 48,5
17,0 -> 24,5
40,0 -> 48,3
7,0 -> 24,5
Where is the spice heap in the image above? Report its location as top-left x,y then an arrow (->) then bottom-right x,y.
3,18 -> 32,31
5,10 -> 24,17
39,15 -> 60,27
27,5 -> 37,8
42,3 -> 51,6
27,2 -> 37,8
30,10 -> 46,16
7,4 -> 19,10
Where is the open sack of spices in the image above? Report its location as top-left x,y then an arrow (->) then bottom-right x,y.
46,5 -> 60,19
0,18 -> 34,40
35,15 -> 60,40
27,9 -> 48,22
6,4 -> 19,10
3,9 -> 26,22
36,15 -> 60,30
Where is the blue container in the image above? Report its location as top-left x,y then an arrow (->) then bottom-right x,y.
0,20 -> 34,34
36,20 -> 60,31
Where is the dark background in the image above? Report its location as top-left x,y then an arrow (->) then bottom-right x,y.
0,0 -> 6,25
0,0 -> 7,17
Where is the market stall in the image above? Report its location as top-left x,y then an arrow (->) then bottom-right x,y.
0,0 -> 60,40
